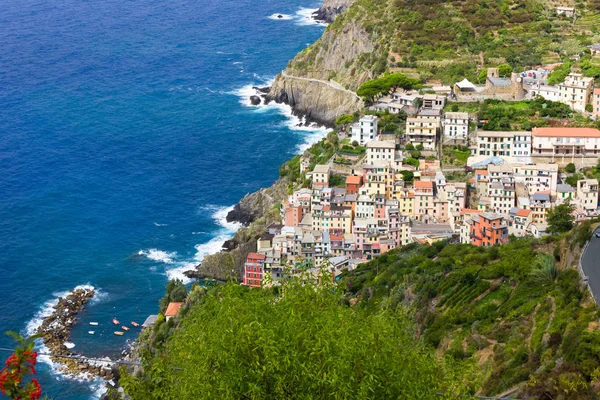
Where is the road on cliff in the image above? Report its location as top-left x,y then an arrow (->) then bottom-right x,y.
280,70 -> 362,101
581,230 -> 600,303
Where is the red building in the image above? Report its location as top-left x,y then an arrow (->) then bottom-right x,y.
243,252 -> 266,287
470,212 -> 508,247
346,175 -> 363,195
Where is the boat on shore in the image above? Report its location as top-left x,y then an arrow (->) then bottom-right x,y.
114,331 -> 124,336
112,318 -> 120,325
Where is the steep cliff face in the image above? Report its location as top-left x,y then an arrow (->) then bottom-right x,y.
267,14 -> 377,124
313,0 -> 356,23
268,76 -> 363,126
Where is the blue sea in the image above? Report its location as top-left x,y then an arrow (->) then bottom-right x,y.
0,0 -> 326,398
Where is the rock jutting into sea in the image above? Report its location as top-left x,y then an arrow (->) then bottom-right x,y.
312,0 -> 356,23
36,287 -> 114,380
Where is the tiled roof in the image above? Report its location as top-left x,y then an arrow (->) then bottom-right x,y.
165,302 -> 183,317
533,127 -> 600,138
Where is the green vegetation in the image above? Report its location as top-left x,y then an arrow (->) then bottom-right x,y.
340,232 -> 600,398
547,201 -> 576,234
477,97 -> 586,131
121,275 -> 476,399
442,146 -> 470,167
566,163 -> 576,173
329,173 -> 346,188
357,72 -> 420,102
547,62 -> 572,85
288,0 -> 600,89
158,279 -> 187,313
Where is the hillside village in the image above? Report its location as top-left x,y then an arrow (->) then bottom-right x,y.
242,62 -> 600,288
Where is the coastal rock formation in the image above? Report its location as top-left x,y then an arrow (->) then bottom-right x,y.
313,0 -> 356,23
36,287 -> 114,379
268,76 -> 363,126
226,177 -> 289,226
187,178 -> 289,281
266,17 -> 374,124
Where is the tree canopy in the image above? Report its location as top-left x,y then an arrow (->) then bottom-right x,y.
547,201 -> 575,234
357,73 -> 420,102
121,277 -> 460,399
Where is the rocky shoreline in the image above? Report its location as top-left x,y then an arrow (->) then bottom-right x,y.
36,287 -> 115,380
249,85 -> 335,128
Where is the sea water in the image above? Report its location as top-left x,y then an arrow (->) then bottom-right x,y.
0,0 -> 327,398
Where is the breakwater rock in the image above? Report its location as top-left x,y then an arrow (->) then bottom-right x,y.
36,287 -> 114,379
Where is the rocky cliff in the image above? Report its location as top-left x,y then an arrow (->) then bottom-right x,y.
266,0 -> 383,125
313,0 -> 356,23
226,177 -> 289,226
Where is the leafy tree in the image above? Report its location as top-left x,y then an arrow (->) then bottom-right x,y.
547,62 -> 571,85
477,69 -> 488,83
405,143 -> 415,150
357,73 -> 420,102
547,201 -> 575,234
351,140 -> 359,147
335,114 -> 355,126
565,163 -> 576,173
497,63 -> 513,77
400,170 -> 414,182
415,144 -> 425,151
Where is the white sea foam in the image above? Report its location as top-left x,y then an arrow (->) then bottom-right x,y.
23,285 -> 108,387
295,7 -> 326,26
268,13 -> 294,20
153,222 -> 168,227
230,79 -> 331,153
140,205 -> 238,283
138,249 -> 176,264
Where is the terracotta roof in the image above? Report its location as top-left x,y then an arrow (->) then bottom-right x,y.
475,169 -> 488,175
414,181 -> 434,189
346,175 -> 362,185
330,233 -> 343,240
322,205 -> 331,212
594,88 -> 600,95
533,127 -> 600,138
165,302 -> 183,317
247,252 -> 266,260
516,209 -> 531,217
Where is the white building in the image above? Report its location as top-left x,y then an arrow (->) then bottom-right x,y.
531,127 -> 600,161
405,109 -> 442,151
443,112 -> 469,144
576,179 -> 599,215
558,73 -> 594,113
351,115 -> 378,145
512,164 -> 559,194
556,6 -> 575,17
366,140 -> 396,162
475,131 -> 531,158
528,84 -> 559,102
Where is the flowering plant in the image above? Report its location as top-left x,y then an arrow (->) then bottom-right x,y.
0,332 -> 44,400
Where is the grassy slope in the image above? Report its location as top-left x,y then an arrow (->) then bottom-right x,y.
289,0 -> 600,88
340,220 -> 600,398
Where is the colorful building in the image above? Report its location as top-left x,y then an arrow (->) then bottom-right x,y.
243,252 -> 266,287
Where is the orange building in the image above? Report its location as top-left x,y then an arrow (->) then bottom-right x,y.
284,201 -> 304,227
243,252 -> 266,287
470,212 -> 508,247
346,175 -> 363,195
